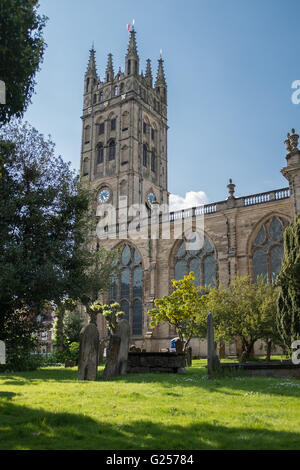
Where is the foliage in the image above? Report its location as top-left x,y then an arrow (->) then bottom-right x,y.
0,121 -> 91,323
63,311 -> 84,344
202,275 -> 279,360
276,215 -> 300,354
0,121 -> 119,367
52,300 -> 78,353
0,305 -> 51,371
68,342 -> 80,363
73,246 -> 120,321
148,272 -> 205,351
90,301 -> 124,333
0,0 -> 47,124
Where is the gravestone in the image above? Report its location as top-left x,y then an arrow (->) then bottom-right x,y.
0,341 -> 5,365
78,323 -> 99,381
116,319 -> 130,375
207,312 -> 220,376
186,347 -> 192,367
65,360 -> 75,368
102,319 -> 130,379
175,338 -> 184,353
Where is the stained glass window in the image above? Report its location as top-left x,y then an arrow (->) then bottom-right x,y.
109,245 -> 143,336
252,216 -> 288,282
174,236 -> 217,286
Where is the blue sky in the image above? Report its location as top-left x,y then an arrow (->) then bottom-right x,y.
24,0 -> 300,204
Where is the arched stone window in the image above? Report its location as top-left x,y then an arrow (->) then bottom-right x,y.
121,145 -> 129,166
82,157 -> 89,176
114,86 -> 118,96
122,111 -> 129,131
109,245 -> 143,336
97,143 -> 104,164
173,236 -> 217,286
109,140 -> 116,161
120,179 -> 127,196
84,125 -> 91,144
251,216 -> 288,283
143,144 -> 148,167
151,150 -> 156,172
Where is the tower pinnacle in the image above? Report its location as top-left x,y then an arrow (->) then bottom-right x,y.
106,53 -> 114,82
126,28 -> 139,75
145,59 -> 153,87
155,57 -> 166,87
86,46 -> 97,77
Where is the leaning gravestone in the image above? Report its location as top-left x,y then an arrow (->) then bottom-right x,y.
207,312 -> 221,377
102,319 -> 130,379
0,341 -> 5,365
78,323 -> 99,381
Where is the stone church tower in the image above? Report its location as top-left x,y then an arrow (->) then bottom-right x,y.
81,28 -> 168,221
80,30 -> 300,356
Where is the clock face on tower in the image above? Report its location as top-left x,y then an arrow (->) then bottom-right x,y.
98,188 -> 111,204
147,192 -> 156,206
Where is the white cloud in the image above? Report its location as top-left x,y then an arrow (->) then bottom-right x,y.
169,191 -> 208,212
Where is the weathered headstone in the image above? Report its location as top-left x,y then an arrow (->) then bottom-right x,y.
207,312 -> 221,377
0,341 -> 6,365
102,319 -> 130,379
186,347 -> 192,367
78,323 -> 99,381
116,319 -> 130,375
175,338 -> 184,353
65,359 -> 75,368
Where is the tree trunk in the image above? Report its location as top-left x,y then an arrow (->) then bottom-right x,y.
265,339 -> 272,362
243,339 -> 256,362
56,308 -> 65,352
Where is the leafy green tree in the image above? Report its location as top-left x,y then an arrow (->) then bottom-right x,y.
0,121 -> 89,322
203,275 -> 279,360
63,310 -> 84,344
52,300 -> 78,353
0,0 -> 47,124
148,272 -> 205,352
90,301 -> 124,332
276,215 -> 300,354
0,121 -> 119,365
71,246 -> 120,323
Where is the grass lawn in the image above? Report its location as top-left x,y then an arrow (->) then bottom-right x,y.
0,359 -> 300,450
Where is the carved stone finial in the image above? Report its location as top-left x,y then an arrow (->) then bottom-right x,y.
227,178 -> 235,199
285,128 -> 299,153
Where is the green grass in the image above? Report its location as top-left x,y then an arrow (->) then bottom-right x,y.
1,360 -> 300,450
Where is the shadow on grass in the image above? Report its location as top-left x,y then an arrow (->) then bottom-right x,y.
0,400 -> 299,450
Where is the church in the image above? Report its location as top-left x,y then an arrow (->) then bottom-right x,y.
80,28 -> 300,356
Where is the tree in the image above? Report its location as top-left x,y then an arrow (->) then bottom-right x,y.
52,299 -> 78,353
203,276 -> 279,360
0,121 -> 118,365
148,272 -> 205,352
70,245 -> 120,323
90,301 -> 124,332
276,215 -> 300,354
0,0 -> 47,124
63,309 -> 84,345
